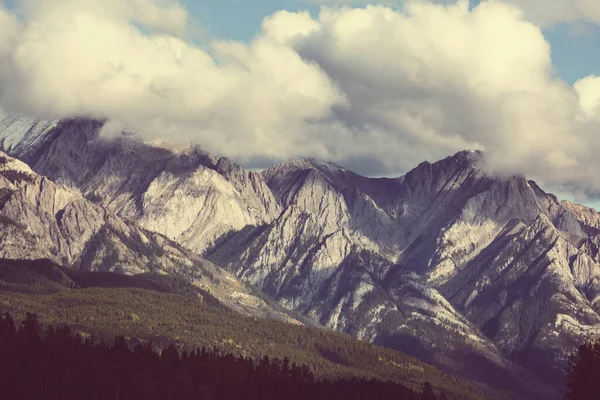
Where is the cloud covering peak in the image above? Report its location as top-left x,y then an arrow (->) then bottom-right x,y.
1,0 -> 600,195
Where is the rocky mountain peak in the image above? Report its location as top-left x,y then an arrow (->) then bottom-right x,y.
269,157 -> 347,173
263,157 -> 353,195
561,200 -> 600,229
163,144 -> 218,174
3,116 -> 600,398
449,149 -> 484,164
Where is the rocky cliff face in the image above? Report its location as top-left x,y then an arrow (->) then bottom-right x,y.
4,117 -> 600,397
0,150 -> 300,323
208,150 -> 600,397
0,118 -> 281,253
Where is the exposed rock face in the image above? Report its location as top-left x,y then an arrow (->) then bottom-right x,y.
208,150 -> 600,397
5,117 -> 600,397
0,151 -> 300,323
0,118 -> 280,253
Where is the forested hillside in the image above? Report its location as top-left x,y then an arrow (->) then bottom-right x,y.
0,259 -> 484,399
0,312 -> 428,400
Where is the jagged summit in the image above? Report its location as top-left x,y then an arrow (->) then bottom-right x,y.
271,156 -> 348,173
409,149 -> 483,171
450,148 -> 483,162
268,150 -> 484,182
262,157 -> 358,193
1,116 -> 599,398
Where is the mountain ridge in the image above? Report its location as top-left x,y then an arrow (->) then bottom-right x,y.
0,149 -> 302,324
2,116 -> 600,398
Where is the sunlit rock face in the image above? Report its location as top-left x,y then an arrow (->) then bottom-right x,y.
0,149 -> 301,324
0,118 -> 281,254
5,117 -> 600,398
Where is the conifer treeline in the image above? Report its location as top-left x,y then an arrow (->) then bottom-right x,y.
0,312 -> 439,400
565,340 -> 600,399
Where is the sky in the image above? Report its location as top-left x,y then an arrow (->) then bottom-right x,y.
2,0 -> 600,205
189,0 -> 600,86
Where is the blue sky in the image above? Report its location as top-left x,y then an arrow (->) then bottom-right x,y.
546,23 -> 600,84
186,0 -> 600,85
186,0 -> 315,42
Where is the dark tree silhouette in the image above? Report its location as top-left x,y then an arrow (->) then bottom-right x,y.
421,382 -> 437,400
565,340 -> 600,399
0,311 -> 442,400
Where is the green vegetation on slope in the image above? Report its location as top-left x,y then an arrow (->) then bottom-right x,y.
0,312 -> 424,400
0,259 -> 483,399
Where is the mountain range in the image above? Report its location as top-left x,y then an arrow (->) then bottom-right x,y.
2,117 -> 600,398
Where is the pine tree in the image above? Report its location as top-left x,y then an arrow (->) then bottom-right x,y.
0,311 -> 425,400
421,382 -> 437,400
565,341 -> 600,399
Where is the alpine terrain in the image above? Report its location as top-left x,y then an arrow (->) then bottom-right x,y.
2,117 -> 600,398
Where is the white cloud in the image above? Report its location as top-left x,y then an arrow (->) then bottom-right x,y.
0,5 -> 22,56
2,0 -> 600,193
0,0 -> 346,162
574,76 -> 600,118
488,0 -> 600,27
16,0 -> 189,35
307,0 -> 600,28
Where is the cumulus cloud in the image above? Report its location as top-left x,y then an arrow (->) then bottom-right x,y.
307,0 -> 600,28
276,1 -> 599,185
574,76 -> 600,117
16,0 -> 189,35
2,0 -> 600,194
489,0 -> 600,27
0,1 -> 346,161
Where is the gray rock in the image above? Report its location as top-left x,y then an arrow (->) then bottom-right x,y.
0,150 -> 301,325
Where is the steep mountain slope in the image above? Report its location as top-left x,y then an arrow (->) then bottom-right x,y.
0,117 -> 280,253
3,117 -> 600,397
210,154 -> 600,397
206,153 -> 563,397
0,151 -> 298,322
